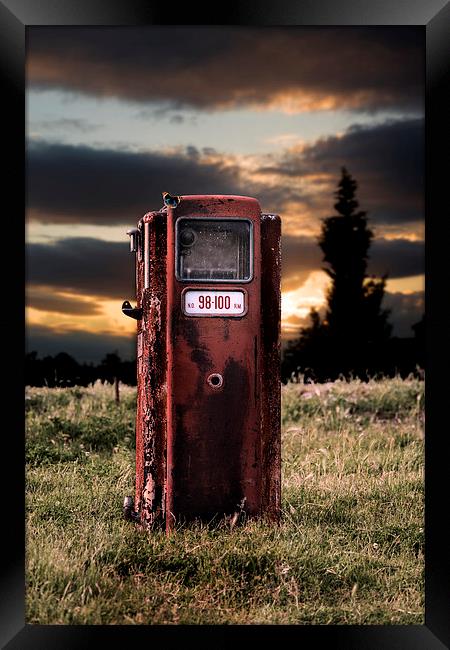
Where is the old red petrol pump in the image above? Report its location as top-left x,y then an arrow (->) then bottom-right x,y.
122,194 -> 281,532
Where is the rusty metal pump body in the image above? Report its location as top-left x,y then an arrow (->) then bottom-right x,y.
125,195 -> 281,532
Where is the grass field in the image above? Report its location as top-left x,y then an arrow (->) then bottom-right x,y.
25,377 -> 424,625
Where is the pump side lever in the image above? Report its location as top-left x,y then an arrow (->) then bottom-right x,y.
122,300 -> 142,320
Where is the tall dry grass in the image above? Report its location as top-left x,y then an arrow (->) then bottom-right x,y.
25,377 -> 424,624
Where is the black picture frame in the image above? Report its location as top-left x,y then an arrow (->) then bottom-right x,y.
2,1 -> 448,647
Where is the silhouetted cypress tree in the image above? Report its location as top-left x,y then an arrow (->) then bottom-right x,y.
321,168 -> 391,354
285,168 -> 392,380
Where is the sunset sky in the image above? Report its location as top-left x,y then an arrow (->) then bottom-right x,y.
26,26 -> 424,362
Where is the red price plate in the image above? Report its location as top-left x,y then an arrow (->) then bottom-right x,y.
183,290 -> 246,316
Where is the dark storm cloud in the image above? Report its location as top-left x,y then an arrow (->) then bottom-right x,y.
27,235 -> 423,306
383,291 -> 424,337
259,118 -> 424,226
27,122 -> 423,230
27,285 -> 103,315
27,141 -> 245,224
26,238 -> 136,300
282,234 -> 424,290
27,26 -> 423,112
369,238 -> 424,278
26,325 -> 135,364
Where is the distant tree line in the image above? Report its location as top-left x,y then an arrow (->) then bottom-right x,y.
25,351 -> 137,387
281,320 -> 424,382
281,168 -> 425,382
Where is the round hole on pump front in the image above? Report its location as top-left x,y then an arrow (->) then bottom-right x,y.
207,373 -> 223,388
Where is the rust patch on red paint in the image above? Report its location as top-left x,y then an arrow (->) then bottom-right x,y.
135,210 -> 168,529
172,357 -> 250,521
190,347 -> 213,373
260,213 -> 282,522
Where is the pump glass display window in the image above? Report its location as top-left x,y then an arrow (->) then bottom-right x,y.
176,218 -> 252,282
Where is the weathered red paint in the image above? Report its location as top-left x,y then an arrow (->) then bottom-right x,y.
134,210 -> 167,528
129,195 -> 281,532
